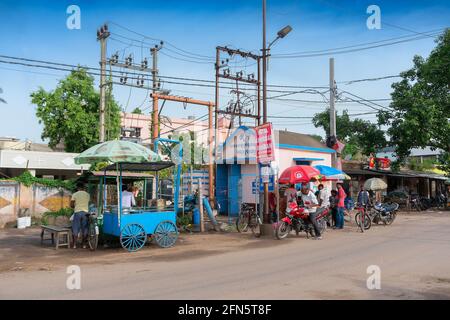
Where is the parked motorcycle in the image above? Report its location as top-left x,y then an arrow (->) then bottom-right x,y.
276,202 -> 329,240
371,202 -> 399,225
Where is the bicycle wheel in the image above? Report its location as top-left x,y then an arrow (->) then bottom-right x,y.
249,212 -> 261,237
236,211 -> 250,233
88,222 -> 99,251
355,212 -> 371,231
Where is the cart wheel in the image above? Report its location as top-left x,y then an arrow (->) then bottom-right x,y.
154,220 -> 178,248
120,223 -> 147,252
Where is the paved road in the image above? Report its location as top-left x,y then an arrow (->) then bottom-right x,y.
1,213 -> 450,299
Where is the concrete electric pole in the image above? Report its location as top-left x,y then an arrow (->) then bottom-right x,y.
329,57 -> 337,168
97,24 -> 110,143
151,42 -> 163,144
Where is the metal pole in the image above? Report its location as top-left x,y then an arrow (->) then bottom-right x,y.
99,35 -> 108,142
152,95 -> 159,142
329,57 -> 337,169
214,47 -> 220,209
262,0 -> 270,225
208,103 -> 214,205
262,0 -> 267,124
257,56 -> 261,126
199,178 -> 205,232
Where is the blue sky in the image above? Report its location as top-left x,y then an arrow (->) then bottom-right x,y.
0,0 -> 449,142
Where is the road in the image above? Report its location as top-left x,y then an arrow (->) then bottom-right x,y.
1,212 -> 450,299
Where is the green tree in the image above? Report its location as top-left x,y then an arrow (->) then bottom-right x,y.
31,68 -> 121,153
312,109 -> 386,157
378,29 -> 450,174
131,107 -> 143,114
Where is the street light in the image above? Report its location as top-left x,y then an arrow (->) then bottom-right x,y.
268,25 -> 293,48
261,0 -> 292,230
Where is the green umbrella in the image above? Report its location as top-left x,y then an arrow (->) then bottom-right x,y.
74,140 -> 161,165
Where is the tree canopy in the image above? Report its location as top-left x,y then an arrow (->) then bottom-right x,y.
378,29 -> 450,173
312,109 -> 386,158
31,68 -> 121,153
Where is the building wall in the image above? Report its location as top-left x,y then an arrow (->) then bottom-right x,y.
0,181 -> 71,228
121,112 -> 230,146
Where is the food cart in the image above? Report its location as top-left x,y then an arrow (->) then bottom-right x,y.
75,138 -> 183,252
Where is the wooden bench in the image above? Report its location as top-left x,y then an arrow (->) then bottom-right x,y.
40,225 -> 72,249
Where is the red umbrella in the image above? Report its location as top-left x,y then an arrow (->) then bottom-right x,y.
278,165 -> 321,185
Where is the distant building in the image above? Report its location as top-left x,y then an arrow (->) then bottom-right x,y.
215,127 -> 335,216
120,112 -> 231,146
0,137 -> 88,179
376,146 -> 442,163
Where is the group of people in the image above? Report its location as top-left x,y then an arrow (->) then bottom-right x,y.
283,182 -> 349,240
69,182 -> 139,249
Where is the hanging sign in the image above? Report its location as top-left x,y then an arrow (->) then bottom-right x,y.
255,123 -> 275,164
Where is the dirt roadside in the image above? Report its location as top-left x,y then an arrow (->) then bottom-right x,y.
0,210 -> 448,274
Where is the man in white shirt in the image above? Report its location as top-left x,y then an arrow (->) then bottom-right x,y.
318,184 -> 330,208
122,185 -> 136,208
300,184 -> 322,239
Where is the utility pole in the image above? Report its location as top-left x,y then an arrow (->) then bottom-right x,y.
261,0 -> 270,227
97,24 -> 110,143
151,42 -> 163,144
329,57 -> 337,169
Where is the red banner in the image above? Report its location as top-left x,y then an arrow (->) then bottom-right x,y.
256,123 -> 275,164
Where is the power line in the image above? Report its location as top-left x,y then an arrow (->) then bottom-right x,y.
271,29 -> 445,59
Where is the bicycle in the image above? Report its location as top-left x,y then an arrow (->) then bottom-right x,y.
86,209 -> 99,251
355,204 -> 371,232
236,203 -> 262,237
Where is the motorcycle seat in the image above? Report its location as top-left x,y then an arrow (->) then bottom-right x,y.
382,203 -> 399,212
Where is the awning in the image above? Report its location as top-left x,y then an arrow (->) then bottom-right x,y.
344,168 -> 447,180
104,161 -> 174,172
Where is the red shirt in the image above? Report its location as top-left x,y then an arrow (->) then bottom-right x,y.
338,187 -> 346,208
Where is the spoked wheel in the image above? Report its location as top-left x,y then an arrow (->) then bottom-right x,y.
154,220 -> 178,248
355,212 -> 372,231
384,212 -> 396,225
276,221 -> 291,240
88,222 -> 99,251
120,223 -> 147,252
236,211 -> 250,233
250,214 -> 261,237
317,218 -> 327,234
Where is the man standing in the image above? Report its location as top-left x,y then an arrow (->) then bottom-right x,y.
336,183 -> 347,229
357,185 -> 371,207
122,184 -> 136,208
317,184 -> 330,208
300,184 -> 322,239
70,182 -> 90,249
284,184 -> 298,203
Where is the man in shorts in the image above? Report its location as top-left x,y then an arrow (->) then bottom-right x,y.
70,182 -> 90,249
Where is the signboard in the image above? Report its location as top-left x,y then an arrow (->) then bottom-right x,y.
255,123 -> 275,164
252,176 -> 274,194
369,157 -> 391,170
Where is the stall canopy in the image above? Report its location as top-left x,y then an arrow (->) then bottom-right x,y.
104,161 -> 174,172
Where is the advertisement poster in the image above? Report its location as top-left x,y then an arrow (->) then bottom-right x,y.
255,123 -> 275,164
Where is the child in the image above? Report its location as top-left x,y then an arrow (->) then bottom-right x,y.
329,190 -> 338,228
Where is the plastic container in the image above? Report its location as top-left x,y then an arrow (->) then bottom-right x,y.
193,208 -> 200,225
17,217 -> 28,229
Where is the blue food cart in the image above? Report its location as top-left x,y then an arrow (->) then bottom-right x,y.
97,138 -> 182,252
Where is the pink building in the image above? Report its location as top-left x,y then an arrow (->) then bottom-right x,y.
120,112 -> 231,147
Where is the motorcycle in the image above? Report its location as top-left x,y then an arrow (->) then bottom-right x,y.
370,202 -> 399,225
276,201 -> 329,240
